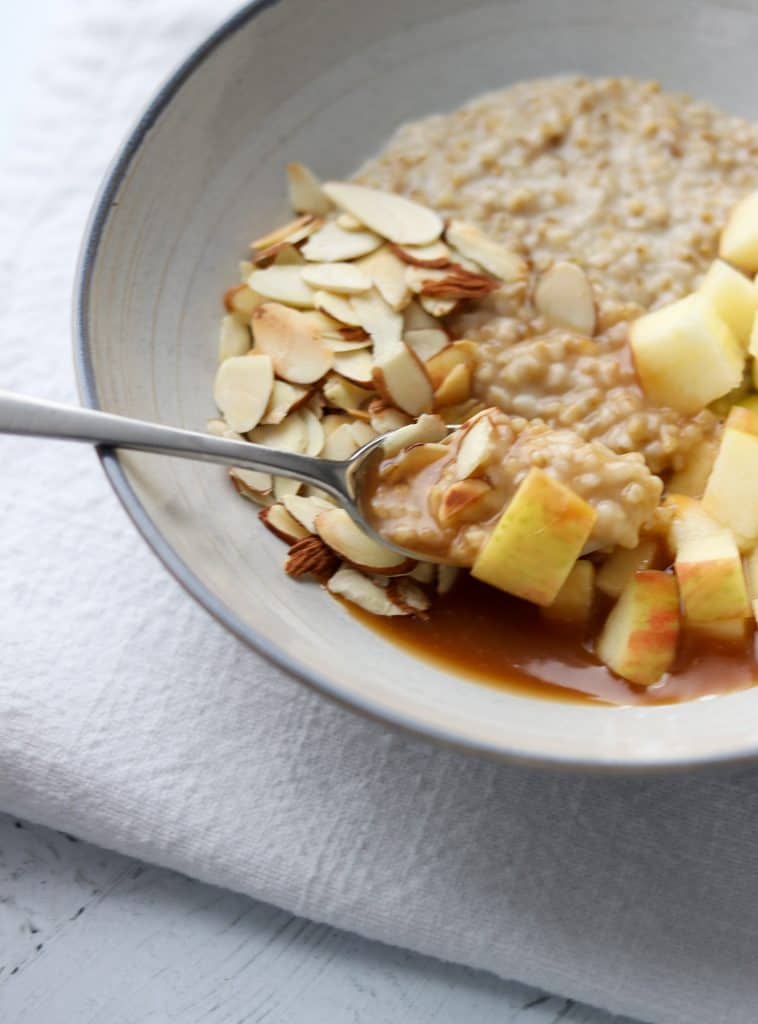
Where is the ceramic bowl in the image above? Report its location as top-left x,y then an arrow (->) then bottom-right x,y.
75,0 -> 758,770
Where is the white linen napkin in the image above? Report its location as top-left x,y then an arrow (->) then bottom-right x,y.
3,3 -> 758,1022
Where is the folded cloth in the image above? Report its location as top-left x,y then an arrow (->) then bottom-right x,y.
2,3 -> 758,1023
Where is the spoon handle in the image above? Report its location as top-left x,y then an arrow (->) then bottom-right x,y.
0,390 -> 346,497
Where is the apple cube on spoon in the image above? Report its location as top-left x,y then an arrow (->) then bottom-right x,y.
629,293 -> 744,414
702,406 -> 758,549
596,571 -> 680,686
471,468 -> 597,605
719,189 -> 758,274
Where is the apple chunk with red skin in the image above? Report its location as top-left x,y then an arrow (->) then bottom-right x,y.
471,468 -> 596,606
703,406 -> 758,549
596,571 -> 680,687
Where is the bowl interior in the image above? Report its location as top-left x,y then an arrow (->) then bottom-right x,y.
78,0 -> 758,768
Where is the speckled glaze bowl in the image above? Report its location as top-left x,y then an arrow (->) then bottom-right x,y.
75,0 -> 758,770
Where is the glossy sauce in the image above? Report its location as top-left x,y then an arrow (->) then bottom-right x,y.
348,573 -> 758,706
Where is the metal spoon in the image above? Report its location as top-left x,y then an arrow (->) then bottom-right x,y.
0,389 -> 451,564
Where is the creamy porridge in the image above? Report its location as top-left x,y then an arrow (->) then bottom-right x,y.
210,76 -> 758,703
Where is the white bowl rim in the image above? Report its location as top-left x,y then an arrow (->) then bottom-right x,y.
72,0 -> 758,774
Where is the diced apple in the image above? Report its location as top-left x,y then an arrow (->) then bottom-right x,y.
629,293 -> 744,414
745,548 -> 758,621
719,190 -> 758,274
667,494 -> 750,623
750,314 -> 758,389
541,560 -> 595,626
666,441 -> 719,499
688,617 -> 750,648
596,537 -> 659,598
595,571 -> 680,686
698,259 -> 758,347
702,406 -> 758,548
471,468 -> 597,605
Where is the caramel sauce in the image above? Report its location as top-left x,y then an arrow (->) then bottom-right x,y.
348,573 -> 758,706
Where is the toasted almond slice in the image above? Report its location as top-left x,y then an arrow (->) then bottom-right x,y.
248,266 -> 316,308
273,245 -> 307,267
420,295 -> 458,318
239,260 -> 254,280
301,221 -> 382,262
350,420 -> 376,447
336,212 -> 364,230
403,299 -> 439,331
327,565 -> 409,616
224,283 -> 264,319
313,289 -> 363,327
322,413 -> 354,438
357,245 -> 411,311
206,418 -> 245,441
322,182 -> 443,246
218,314 -> 251,362
406,264 -> 499,300
327,336 -> 373,353
213,354 -> 274,433
404,328 -> 449,362
316,508 -> 413,574
455,416 -> 494,479
250,408 -> 308,454
252,303 -> 333,384
382,442 -> 449,483
439,399 -> 486,425
301,408 -> 325,456
252,214 -> 318,252
273,476 -> 302,500
230,467 -> 275,504
322,422 -> 360,460
301,262 -> 372,294
391,241 -> 451,268
350,288 -> 404,359
369,404 -> 413,435
253,223 -> 321,266
409,562 -> 436,584
445,220 -> 528,282
374,343 -> 434,417
322,373 -> 374,412
261,380 -> 311,425
333,348 -> 374,386
437,564 -> 460,595
282,493 -> 336,532
306,391 -> 324,420
438,479 -> 494,526
286,535 -> 339,577
386,578 -> 432,616
533,261 -> 597,336
380,413 -> 448,455
426,340 -> 476,388
434,363 -> 472,407
286,162 -> 332,216
260,504 -> 310,544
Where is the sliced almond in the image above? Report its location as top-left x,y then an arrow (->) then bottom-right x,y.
333,348 -> 374,386
439,399 -> 486,425
322,421 -> 360,460
260,504 -> 310,544
301,221 -> 382,262
206,418 -> 245,441
322,413 -> 354,438
218,314 -> 251,362
252,214 -> 318,253
434,362 -> 472,408
306,391 -> 324,420
405,264 -> 499,300
250,409 -> 308,454
369,403 -> 413,435
404,328 -> 449,362
403,299 -> 439,331
273,245 -> 307,267
274,476 -> 303,501
286,162 -> 332,216
213,354 -> 274,433
316,508 -> 413,574
420,295 -> 459,318
386,577 -> 432,617
253,223 -> 321,266
230,467 -> 274,505
374,343 -> 434,417
391,240 -> 451,268
438,479 -> 494,526
313,290 -> 363,327
380,413 -> 448,455
533,261 -> 597,336
455,416 -> 494,479
357,245 -> 411,311
409,562 -> 436,584
350,288 -> 404,360
327,565 -> 409,616
322,373 -> 374,412
382,442 -> 449,483
252,303 -> 333,384
437,564 -> 460,595
336,212 -> 364,230
248,266 -> 315,308
327,335 -> 373,353
282,493 -> 335,532
224,283 -> 264,319
261,380 -> 311,425
301,262 -> 372,295
301,408 -> 325,456
239,260 -> 254,280
286,535 -> 339,578
426,340 -> 476,388
350,420 -> 376,448
445,220 -> 528,282
322,182 -> 443,246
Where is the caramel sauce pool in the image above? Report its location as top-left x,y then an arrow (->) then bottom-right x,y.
348,574 -> 758,706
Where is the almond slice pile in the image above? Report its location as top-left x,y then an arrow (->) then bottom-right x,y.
211,163 -> 549,617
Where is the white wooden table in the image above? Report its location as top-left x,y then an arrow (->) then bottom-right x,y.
0,6 -> 643,1022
